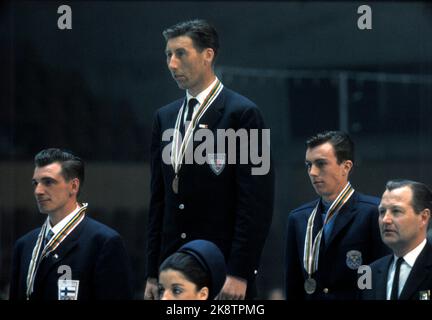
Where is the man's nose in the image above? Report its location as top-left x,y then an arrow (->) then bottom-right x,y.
309,164 -> 318,177
34,183 -> 44,195
167,56 -> 178,70
381,211 -> 392,224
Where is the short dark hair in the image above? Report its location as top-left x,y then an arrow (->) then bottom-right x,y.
159,252 -> 211,295
385,179 -> 432,215
163,19 -> 219,63
306,131 -> 354,164
34,148 -> 84,196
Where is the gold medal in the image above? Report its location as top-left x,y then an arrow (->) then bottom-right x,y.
304,277 -> 317,294
172,175 -> 179,194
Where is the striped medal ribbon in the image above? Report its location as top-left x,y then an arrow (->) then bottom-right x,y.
171,80 -> 223,193
26,203 -> 88,299
302,183 -> 354,294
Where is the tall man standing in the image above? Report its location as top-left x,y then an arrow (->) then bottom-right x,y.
362,180 -> 432,300
10,148 -> 133,300
144,19 -> 274,300
285,131 -> 388,299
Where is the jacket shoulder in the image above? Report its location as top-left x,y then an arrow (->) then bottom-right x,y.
289,199 -> 318,216
223,87 -> 258,110
82,216 -> 121,240
15,228 -> 41,246
158,98 -> 184,114
355,192 -> 380,207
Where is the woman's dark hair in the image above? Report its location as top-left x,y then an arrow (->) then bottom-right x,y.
159,252 -> 211,293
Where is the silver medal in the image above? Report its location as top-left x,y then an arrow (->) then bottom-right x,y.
304,278 -> 317,294
172,175 -> 179,194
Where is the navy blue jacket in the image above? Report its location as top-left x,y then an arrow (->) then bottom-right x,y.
146,86 -> 275,284
285,191 -> 390,300
10,216 -> 133,300
362,241 -> 432,300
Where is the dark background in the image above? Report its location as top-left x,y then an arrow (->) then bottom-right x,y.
1,1 -> 432,299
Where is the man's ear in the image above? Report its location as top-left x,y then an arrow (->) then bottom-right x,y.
197,286 -> 209,300
342,160 -> 353,176
420,208 -> 431,228
70,178 -> 80,197
203,48 -> 215,66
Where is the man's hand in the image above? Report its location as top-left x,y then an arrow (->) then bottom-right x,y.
144,277 -> 159,300
216,275 -> 247,300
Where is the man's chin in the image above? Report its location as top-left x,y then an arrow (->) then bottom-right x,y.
382,235 -> 398,247
175,81 -> 187,90
313,187 -> 327,198
37,205 -> 50,215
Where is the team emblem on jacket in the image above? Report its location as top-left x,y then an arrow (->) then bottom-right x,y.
346,250 -> 362,270
207,153 -> 226,175
58,279 -> 79,300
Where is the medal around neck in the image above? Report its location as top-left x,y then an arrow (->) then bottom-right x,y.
304,277 -> 317,294
172,175 -> 179,194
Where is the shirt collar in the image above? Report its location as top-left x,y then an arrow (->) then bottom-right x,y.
46,203 -> 82,237
395,238 -> 427,268
186,77 -> 219,105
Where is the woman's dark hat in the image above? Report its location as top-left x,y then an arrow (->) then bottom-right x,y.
178,240 -> 227,299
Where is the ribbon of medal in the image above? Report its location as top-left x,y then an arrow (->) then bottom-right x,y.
302,183 -> 354,294
171,80 -> 223,194
26,203 -> 88,299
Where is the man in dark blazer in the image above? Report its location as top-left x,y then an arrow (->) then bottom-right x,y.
362,179 -> 432,300
10,148 -> 133,300
285,131 -> 389,300
144,19 -> 274,300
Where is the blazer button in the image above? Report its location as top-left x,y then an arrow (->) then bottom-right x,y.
179,204 -> 185,210
323,288 -> 329,294
181,233 -> 187,239
254,270 -> 258,275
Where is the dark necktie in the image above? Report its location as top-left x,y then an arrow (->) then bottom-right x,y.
390,257 -> 404,300
181,98 -> 198,138
43,230 -> 54,248
185,98 -> 198,124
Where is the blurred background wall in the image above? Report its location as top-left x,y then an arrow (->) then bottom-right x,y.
1,1 -> 431,299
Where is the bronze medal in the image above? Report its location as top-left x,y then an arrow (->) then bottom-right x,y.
172,175 -> 179,194
304,277 -> 317,294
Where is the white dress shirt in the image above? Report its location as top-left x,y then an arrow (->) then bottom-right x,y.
45,204 -> 82,238
386,238 -> 427,299
183,77 -> 219,124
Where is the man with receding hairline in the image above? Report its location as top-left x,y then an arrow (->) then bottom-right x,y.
362,179 -> 432,300
145,19 -> 274,300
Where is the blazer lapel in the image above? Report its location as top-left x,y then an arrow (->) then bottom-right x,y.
196,88 -> 225,131
312,200 -> 324,239
374,255 -> 393,300
34,218 -> 86,288
323,192 -> 358,250
399,242 -> 432,300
